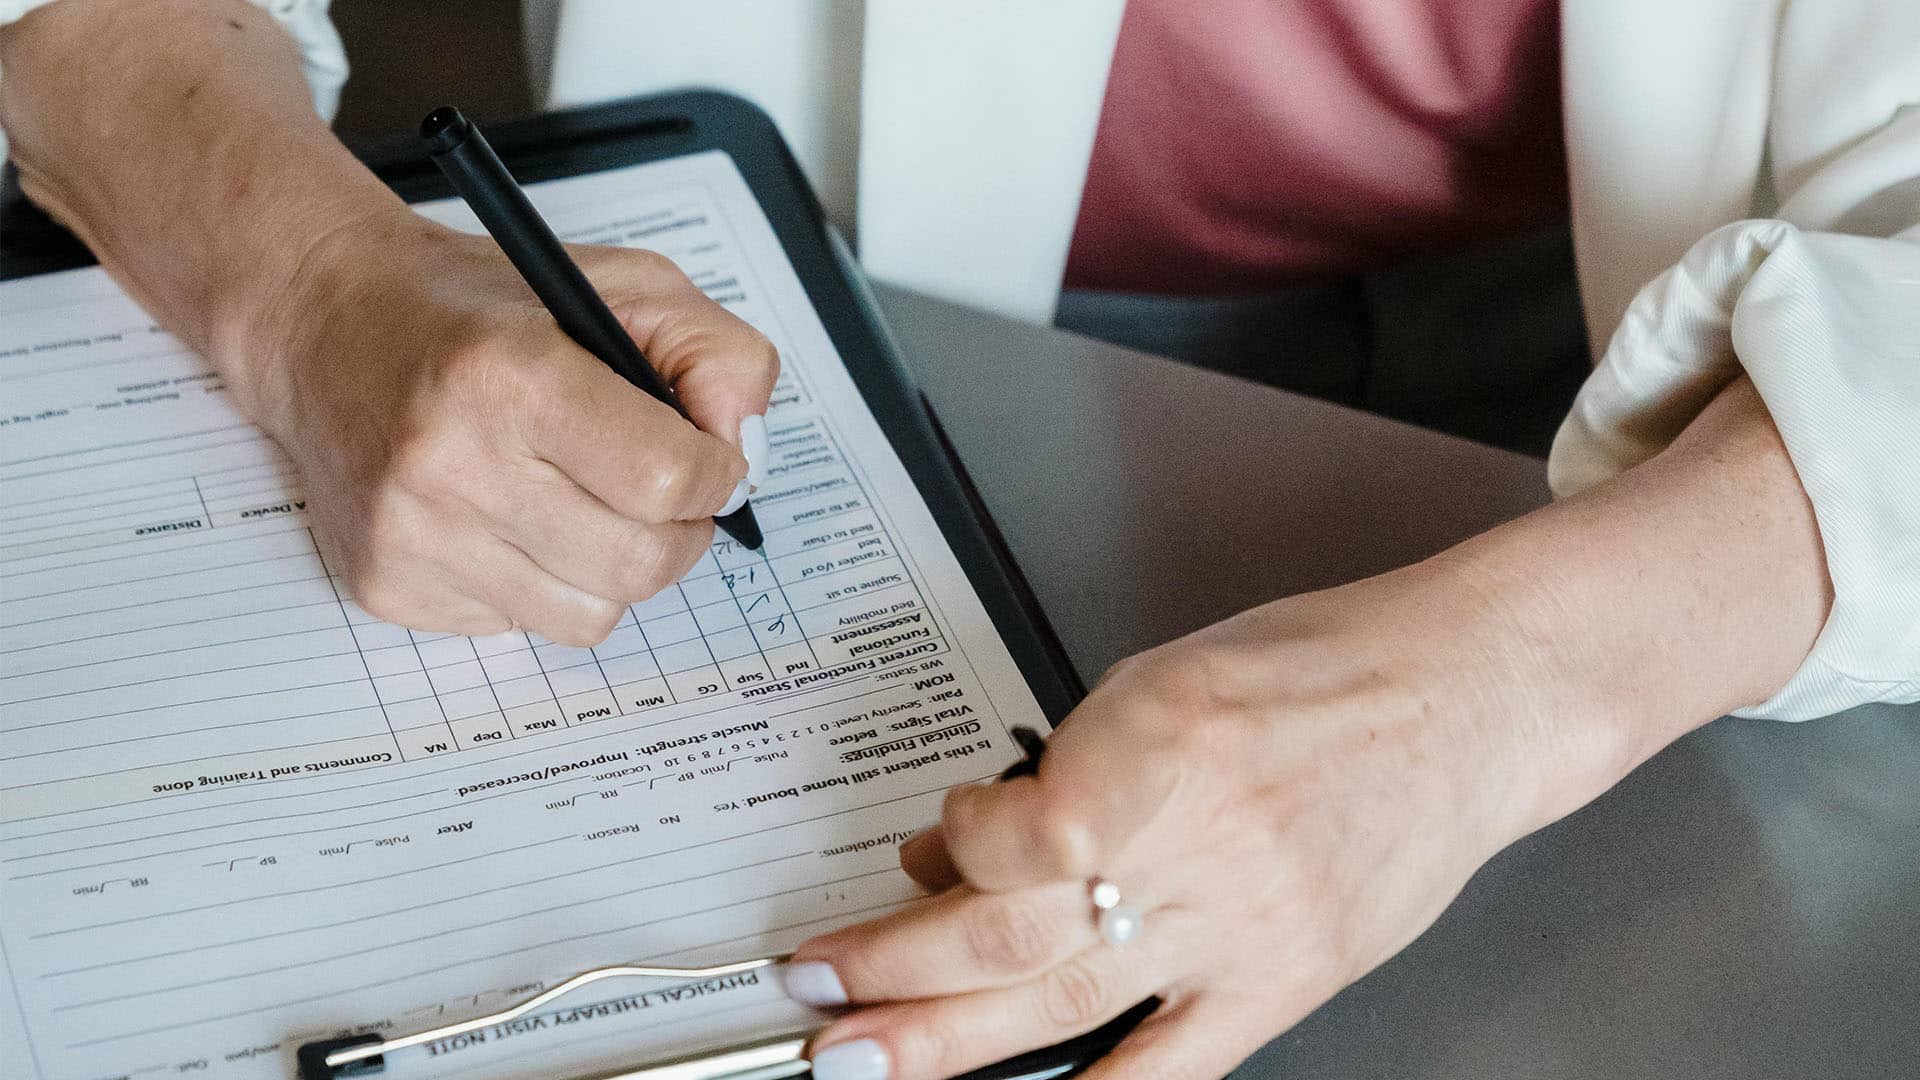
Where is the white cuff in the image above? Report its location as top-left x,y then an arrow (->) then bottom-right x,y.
1549,219 -> 1920,721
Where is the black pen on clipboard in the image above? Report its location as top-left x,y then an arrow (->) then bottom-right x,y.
420,106 -> 765,550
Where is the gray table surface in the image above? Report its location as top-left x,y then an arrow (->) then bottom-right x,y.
874,285 -> 1920,1080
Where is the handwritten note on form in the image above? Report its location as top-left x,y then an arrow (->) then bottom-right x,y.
0,152 -> 1049,1080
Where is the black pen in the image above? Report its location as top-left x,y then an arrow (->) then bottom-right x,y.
421,106 -> 764,550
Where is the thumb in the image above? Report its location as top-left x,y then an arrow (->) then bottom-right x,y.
629,301 -> 780,507
583,245 -> 782,497
669,346 -> 777,506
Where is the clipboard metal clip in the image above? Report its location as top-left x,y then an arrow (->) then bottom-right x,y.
296,954 -> 801,1080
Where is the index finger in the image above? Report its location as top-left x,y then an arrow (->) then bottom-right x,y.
788,883 -> 1094,1004
939,712 -> 1181,893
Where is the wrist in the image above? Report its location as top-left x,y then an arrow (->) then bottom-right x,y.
212,198 -> 428,430
1340,554 -> 1635,847
1391,545 -> 1648,837
1203,551 -> 1631,857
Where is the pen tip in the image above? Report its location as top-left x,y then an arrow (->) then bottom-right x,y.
716,505 -> 764,551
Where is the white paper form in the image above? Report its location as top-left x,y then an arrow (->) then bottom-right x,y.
0,151 -> 1049,1080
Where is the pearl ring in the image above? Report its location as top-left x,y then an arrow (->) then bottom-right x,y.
1089,876 -> 1144,948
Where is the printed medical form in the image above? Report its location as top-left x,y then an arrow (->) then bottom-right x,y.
0,153 -> 1049,1080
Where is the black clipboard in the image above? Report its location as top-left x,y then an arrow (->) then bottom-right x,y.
3,91 -> 1151,1078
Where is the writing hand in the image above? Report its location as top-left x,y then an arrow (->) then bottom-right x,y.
238,212 -> 778,645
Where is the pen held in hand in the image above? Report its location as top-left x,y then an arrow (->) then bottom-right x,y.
420,105 -> 764,550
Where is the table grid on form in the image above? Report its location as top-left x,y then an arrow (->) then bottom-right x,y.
4,414 -> 949,788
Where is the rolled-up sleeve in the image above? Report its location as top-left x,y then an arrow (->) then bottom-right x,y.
1549,5 -> 1920,720
0,0 -> 347,138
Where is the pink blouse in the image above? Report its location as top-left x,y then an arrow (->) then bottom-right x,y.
1066,0 -> 1569,293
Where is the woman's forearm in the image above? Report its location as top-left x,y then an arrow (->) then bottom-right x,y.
0,0 -> 403,392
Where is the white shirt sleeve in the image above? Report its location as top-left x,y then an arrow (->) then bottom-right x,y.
0,0 -> 347,157
1548,4 -> 1920,721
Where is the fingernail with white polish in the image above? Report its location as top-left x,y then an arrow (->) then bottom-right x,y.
811,1039 -> 888,1080
717,478 -> 749,516
781,960 -> 848,1007
740,414 -> 769,492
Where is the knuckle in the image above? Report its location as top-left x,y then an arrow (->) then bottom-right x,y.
451,611 -> 515,638
654,447 -> 739,522
639,460 -> 701,521
537,621 -> 598,650
749,331 -> 781,381
1161,701 -> 1224,764
1134,650 -> 1210,706
1180,647 -> 1256,710
963,896 -> 1057,974
1030,795 -> 1098,879
942,786 -> 1094,885
347,514 -> 421,619
940,786 -> 992,852
589,597 -> 627,635
387,420 -> 470,492
1038,956 -> 1110,1030
635,248 -> 679,277
607,528 -> 677,600
822,945 -> 886,1003
362,494 -> 427,560
1287,923 -> 1358,995
586,598 -> 625,636
585,245 -> 682,293
612,246 -> 676,277
546,601 -> 623,648
359,489 -> 406,545
661,525 -> 715,587
348,572 -> 412,626
1093,653 -> 1140,689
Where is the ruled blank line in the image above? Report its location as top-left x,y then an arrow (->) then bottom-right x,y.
46,850 -> 814,994
0,597 -> 339,658
0,674 -> 374,737
28,835 -> 569,937
65,882 -> 907,1044
0,620 -> 343,683
0,520 -> 311,582
0,545 -> 314,607
0,647 -> 362,709
3,432 -> 266,483
0,702 -> 390,763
